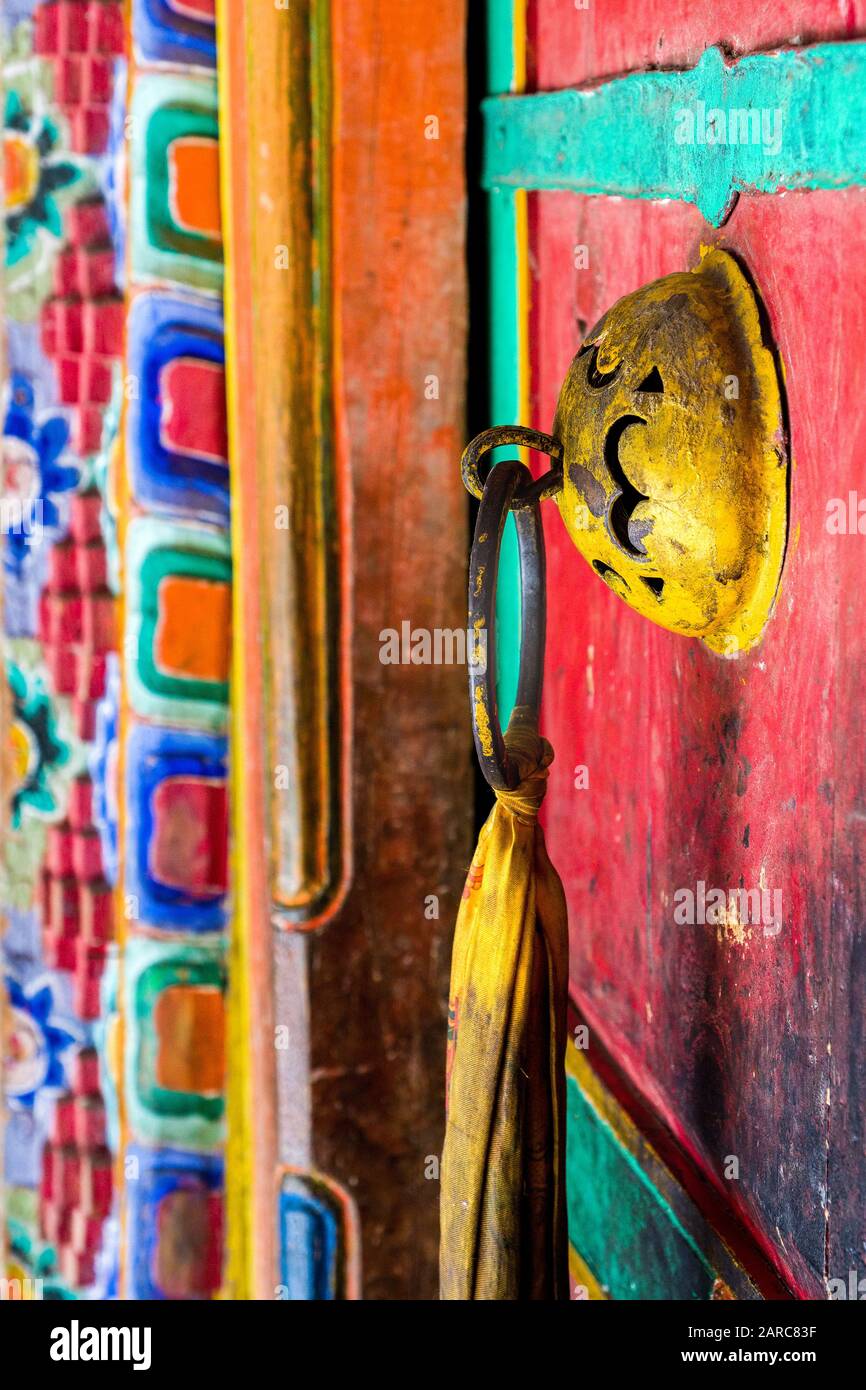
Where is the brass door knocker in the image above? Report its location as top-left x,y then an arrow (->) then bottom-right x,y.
462,247 -> 789,784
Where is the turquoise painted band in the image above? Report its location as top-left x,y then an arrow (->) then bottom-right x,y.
483,42 -> 866,226
487,0 -> 523,722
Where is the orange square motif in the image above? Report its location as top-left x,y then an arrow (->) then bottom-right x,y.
167,136 -> 222,241
153,575 -> 231,684
153,985 -> 225,1095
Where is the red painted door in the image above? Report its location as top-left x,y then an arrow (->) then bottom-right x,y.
527,0 -> 866,1297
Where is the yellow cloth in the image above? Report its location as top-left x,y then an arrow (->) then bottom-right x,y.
440,720 -> 569,1300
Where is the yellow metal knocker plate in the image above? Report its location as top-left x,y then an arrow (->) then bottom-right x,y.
463,247 -> 789,658
555,247 -> 788,654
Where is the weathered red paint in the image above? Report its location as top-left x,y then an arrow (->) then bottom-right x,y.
528,0 -> 866,88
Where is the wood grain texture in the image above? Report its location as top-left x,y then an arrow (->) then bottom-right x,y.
217,0 -> 301,1297
321,0 -> 470,1298
221,0 -> 342,927
526,0 -> 866,1300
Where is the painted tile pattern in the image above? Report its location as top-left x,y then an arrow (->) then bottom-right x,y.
119,0 -> 229,1299
2,0 -> 230,1301
2,0 -> 124,1298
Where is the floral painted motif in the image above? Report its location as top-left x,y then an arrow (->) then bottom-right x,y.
2,2 -> 120,1300
5,89 -> 78,256
2,371 -> 78,577
2,973 -> 76,1108
7,652 -> 71,827
3,82 -> 91,316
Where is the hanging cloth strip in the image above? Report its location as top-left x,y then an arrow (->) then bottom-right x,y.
441,445 -> 570,1300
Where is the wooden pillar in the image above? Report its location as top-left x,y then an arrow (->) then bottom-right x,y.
220,0 -> 469,1298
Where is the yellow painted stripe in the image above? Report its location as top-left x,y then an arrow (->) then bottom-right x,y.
569,1243 -> 609,1300
511,0 -> 526,88
215,0 -> 253,1301
565,1035 -> 661,1164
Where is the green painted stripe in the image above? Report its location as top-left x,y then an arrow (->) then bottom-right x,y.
487,0 -> 521,722
488,194 -> 521,723
566,1074 -> 717,1300
484,42 -> 866,226
486,0 -> 517,94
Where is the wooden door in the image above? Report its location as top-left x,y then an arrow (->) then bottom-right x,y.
490,0 -> 866,1298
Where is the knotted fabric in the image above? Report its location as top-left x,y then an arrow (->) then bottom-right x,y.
440,719 -> 569,1300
